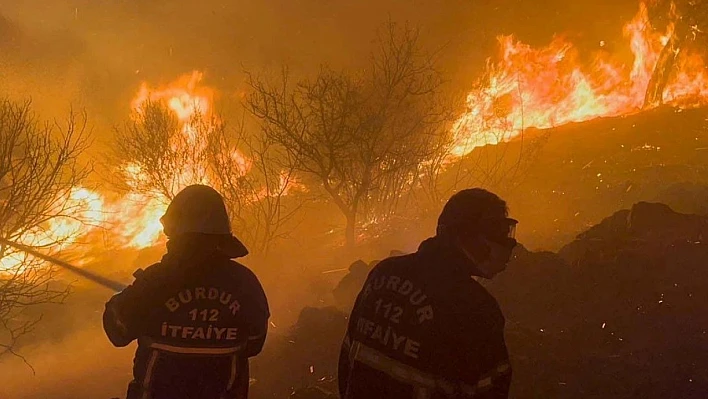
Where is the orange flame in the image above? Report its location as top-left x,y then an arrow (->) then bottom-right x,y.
0,187 -> 105,271
452,1 -> 708,155
119,71 -> 221,248
230,149 -> 253,177
0,71 -> 222,271
131,71 -> 213,121
7,2 -> 707,272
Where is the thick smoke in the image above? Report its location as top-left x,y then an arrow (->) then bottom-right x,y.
0,1 -> 657,398
0,0 -> 639,120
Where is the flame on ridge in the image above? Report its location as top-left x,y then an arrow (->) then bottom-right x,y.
5,1 -> 708,271
452,1 -> 708,155
0,72 -> 222,272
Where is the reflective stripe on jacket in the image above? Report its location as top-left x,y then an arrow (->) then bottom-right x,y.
103,242 -> 269,399
338,236 -> 511,399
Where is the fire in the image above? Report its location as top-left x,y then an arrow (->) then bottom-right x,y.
46,188 -> 105,242
1,71 -> 219,272
0,187 -> 105,271
230,149 -> 253,177
109,193 -> 169,249
131,71 -> 212,121
5,2 -> 707,273
452,1 -> 708,155
119,70 -> 220,247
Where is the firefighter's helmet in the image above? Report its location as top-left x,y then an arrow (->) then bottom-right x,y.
160,184 -> 248,258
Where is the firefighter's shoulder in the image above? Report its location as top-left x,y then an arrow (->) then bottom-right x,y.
224,259 -> 262,285
367,252 -> 413,277
224,260 -> 269,308
131,261 -> 165,285
456,279 -> 506,329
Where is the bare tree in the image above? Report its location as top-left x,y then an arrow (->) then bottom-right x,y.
114,101 -> 211,201
380,89 -> 459,221
0,99 -> 90,360
644,0 -> 708,108
114,101 -> 301,255
208,118 -> 303,255
247,22 -> 452,247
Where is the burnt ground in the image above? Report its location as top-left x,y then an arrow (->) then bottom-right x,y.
251,202 -> 708,399
504,105 -> 708,250
490,202 -> 708,398
246,106 -> 708,398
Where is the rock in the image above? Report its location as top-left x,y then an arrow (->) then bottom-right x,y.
653,183 -> 708,216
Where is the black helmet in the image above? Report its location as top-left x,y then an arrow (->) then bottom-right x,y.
160,184 -> 248,258
437,188 -> 517,246
348,259 -> 368,272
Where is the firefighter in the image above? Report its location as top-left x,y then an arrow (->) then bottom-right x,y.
103,185 -> 269,399
338,188 -> 517,399
333,260 -> 370,311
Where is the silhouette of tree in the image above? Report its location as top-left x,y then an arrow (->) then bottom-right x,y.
0,99 -> 90,361
247,21 -> 454,247
114,102 -> 302,255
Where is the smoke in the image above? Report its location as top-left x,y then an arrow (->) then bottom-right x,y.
0,0 -> 656,397
0,238 -> 361,399
0,324 -> 133,399
0,279 -> 132,399
0,0 -> 640,121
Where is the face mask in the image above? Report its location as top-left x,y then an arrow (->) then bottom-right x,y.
459,237 -> 513,278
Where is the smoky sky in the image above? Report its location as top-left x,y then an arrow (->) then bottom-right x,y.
0,0 -> 640,125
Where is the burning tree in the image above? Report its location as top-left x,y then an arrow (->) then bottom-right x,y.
0,99 -> 90,359
645,0 -> 708,107
208,118 -> 302,255
114,93 -> 301,256
114,100 -> 212,201
247,22 -> 454,247
447,69 -> 548,201
452,0 -> 708,154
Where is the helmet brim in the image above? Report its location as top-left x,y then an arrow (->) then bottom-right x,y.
219,234 -> 249,259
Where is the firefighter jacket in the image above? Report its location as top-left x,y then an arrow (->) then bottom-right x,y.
338,236 -> 511,399
103,236 -> 269,399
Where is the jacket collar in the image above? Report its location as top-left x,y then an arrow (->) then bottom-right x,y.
164,233 -> 247,262
416,235 -> 486,278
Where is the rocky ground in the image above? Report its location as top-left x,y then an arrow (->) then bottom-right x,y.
251,201 -> 708,399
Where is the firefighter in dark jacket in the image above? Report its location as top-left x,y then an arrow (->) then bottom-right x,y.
103,185 -> 270,399
338,188 -> 517,399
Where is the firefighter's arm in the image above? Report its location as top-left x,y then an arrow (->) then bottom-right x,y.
457,304 -> 512,398
102,268 -> 153,347
338,275 -> 368,398
338,330 -> 355,399
244,272 -> 270,357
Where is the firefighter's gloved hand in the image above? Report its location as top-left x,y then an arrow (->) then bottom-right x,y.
103,268 -> 150,347
104,297 -> 132,347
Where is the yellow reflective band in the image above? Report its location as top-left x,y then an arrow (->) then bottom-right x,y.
477,377 -> 493,388
226,354 -> 238,390
349,341 -> 510,397
351,342 -> 437,389
150,342 -> 245,355
473,361 -> 511,393
140,350 -> 160,399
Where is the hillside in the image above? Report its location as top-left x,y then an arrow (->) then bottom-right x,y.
480,106 -> 708,249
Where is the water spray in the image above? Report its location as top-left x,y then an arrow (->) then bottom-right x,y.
0,237 -> 127,292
